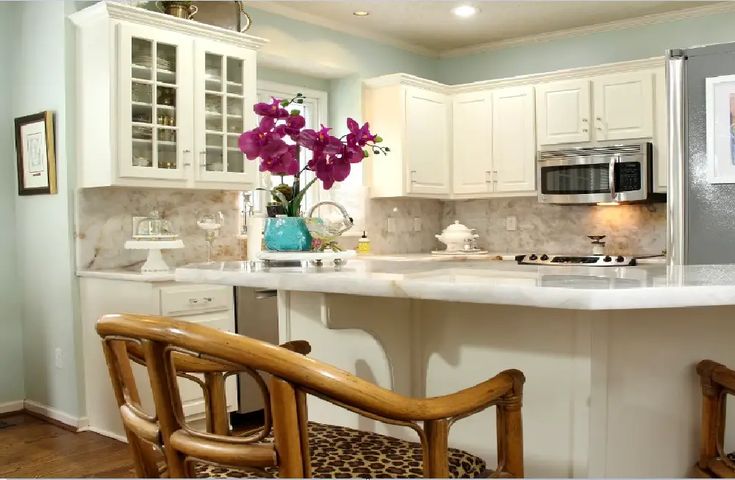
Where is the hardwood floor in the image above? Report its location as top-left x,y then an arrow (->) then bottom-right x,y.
0,412 -> 134,478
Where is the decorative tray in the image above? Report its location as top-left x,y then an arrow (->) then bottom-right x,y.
258,250 -> 356,269
431,249 -> 489,256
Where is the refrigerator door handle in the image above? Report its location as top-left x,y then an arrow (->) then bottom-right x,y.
666,50 -> 687,266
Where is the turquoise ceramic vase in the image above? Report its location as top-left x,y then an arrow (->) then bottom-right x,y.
263,216 -> 313,252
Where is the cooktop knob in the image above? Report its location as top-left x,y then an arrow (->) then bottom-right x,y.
603,255 -> 612,262
616,255 -> 625,263
540,254 -> 549,261
529,254 -> 538,261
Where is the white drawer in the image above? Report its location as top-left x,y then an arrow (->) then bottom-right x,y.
159,284 -> 233,317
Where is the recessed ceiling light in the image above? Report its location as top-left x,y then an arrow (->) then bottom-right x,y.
451,5 -> 478,18
353,10 -> 370,17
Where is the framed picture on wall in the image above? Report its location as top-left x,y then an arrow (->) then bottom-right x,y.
14,111 -> 57,195
706,75 -> 735,183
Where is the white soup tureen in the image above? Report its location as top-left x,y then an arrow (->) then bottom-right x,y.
435,220 -> 478,252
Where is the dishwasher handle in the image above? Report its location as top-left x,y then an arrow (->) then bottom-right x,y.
255,289 -> 277,299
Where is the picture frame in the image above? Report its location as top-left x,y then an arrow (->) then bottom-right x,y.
14,111 -> 57,195
705,75 -> 735,183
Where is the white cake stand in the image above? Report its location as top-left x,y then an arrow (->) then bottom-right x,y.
124,239 -> 184,273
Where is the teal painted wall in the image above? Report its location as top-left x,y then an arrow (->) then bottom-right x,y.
12,0 -> 83,418
437,11 -> 735,84
257,66 -> 331,93
0,3 -> 25,407
246,7 -> 438,133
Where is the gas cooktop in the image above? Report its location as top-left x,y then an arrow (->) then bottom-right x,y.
515,254 -> 637,267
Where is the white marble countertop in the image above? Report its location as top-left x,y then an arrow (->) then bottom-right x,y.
77,268 -> 175,282
174,256 -> 735,310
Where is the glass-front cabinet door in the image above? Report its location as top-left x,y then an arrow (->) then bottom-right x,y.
194,40 -> 257,186
117,24 -> 193,180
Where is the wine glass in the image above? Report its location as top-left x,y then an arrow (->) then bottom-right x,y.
197,211 -> 224,263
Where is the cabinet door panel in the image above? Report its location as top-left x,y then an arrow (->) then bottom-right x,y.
593,72 -> 653,141
452,92 -> 493,194
536,79 -> 591,145
493,86 -> 536,192
194,39 -> 257,186
118,24 -> 193,180
405,87 -> 450,195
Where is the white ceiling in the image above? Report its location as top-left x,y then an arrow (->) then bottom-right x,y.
248,1 -> 720,56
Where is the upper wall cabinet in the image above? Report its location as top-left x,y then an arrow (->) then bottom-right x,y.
71,2 -> 265,190
537,72 -> 654,146
451,87 -> 536,196
492,86 -> 536,193
535,79 -> 592,145
452,91 -> 493,195
592,71 -> 653,141
364,59 -> 667,199
364,76 -> 451,198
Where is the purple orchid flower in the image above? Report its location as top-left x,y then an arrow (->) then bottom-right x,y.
238,117 -> 282,160
275,113 -> 306,140
346,118 -> 377,147
259,144 -> 299,176
253,97 -> 290,119
299,126 -> 343,161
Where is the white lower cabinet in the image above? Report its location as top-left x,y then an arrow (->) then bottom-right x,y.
80,277 -> 237,441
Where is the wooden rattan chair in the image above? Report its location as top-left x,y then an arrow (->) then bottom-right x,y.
693,360 -> 735,477
98,313 -> 525,478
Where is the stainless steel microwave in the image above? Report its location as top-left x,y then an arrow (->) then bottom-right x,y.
537,142 -> 665,205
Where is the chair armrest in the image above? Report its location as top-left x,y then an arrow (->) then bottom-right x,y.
279,340 -> 311,356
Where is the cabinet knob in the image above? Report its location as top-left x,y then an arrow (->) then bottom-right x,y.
485,171 -> 492,183
183,149 -> 192,166
410,170 -> 416,183
582,118 -> 589,123
582,128 -> 588,132
596,117 -> 602,121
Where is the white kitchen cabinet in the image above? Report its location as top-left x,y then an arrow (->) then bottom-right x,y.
535,79 -> 591,145
71,2 -> 265,191
405,87 -> 451,195
194,40 -> 258,185
80,277 -> 237,441
593,71 -> 654,141
363,75 -> 451,198
492,86 -> 536,193
452,91 -> 493,195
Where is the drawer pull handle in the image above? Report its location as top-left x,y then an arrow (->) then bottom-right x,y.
188,297 -> 214,305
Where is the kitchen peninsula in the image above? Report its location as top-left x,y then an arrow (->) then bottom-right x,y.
177,258 -> 735,478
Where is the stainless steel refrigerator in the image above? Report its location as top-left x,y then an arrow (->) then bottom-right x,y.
668,43 -> 735,265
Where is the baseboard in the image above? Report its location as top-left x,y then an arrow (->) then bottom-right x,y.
0,400 -> 24,415
23,399 -> 86,430
77,425 -> 128,443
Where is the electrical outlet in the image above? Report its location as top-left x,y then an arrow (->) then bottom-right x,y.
54,348 -> 63,369
413,217 -> 422,232
506,216 -> 517,231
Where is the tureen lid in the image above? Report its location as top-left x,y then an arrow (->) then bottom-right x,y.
442,220 -> 472,233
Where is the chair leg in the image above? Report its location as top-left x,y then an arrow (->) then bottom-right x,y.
204,373 -> 230,436
270,378 -> 306,478
424,419 -> 450,478
502,403 -> 524,478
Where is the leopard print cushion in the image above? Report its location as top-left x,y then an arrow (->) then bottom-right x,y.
193,421 -> 487,478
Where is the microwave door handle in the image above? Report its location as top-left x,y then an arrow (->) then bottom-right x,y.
609,155 -> 620,200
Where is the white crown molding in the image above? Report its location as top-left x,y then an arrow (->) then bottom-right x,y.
70,1 -> 269,50
365,56 -> 665,94
439,2 -> 735,58
363,73 -> 450,93
451,56 -> 666,93
247,2 -> 437,58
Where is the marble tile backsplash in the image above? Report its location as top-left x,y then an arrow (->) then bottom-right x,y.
76,187 -> 666,271
443,197 -> 667,256
76,187 -> 244,270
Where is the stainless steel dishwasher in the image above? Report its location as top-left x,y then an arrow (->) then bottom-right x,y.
234,287 -> 279,414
